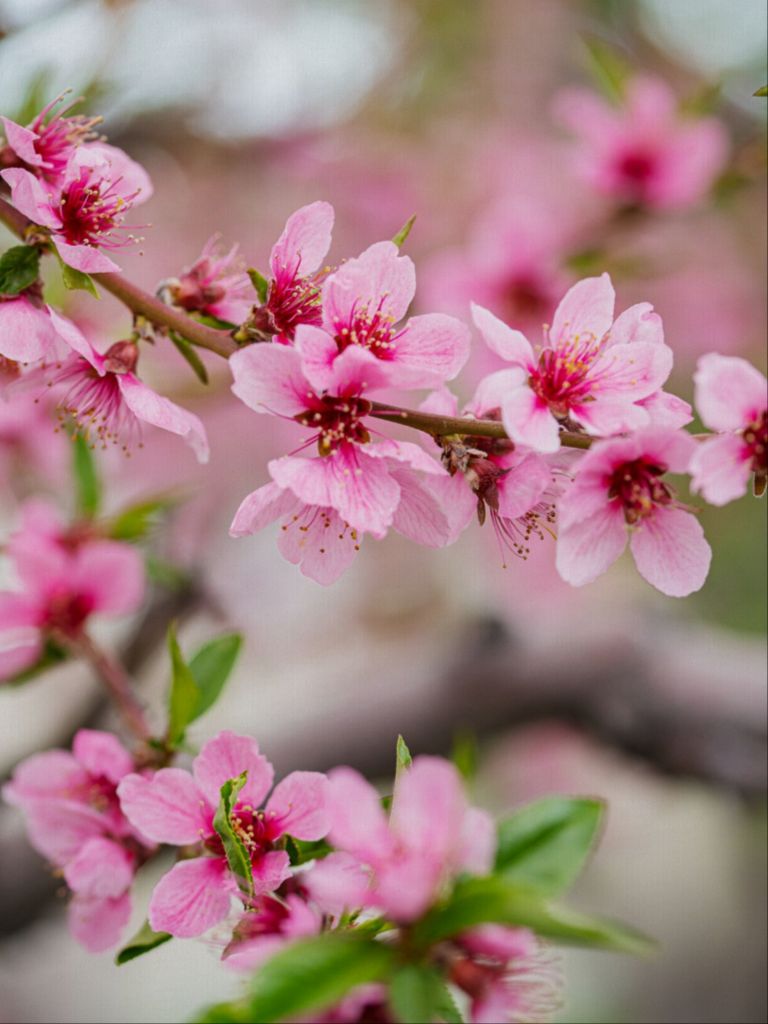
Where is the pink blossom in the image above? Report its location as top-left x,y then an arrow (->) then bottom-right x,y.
167,235 -> 253,325
0,293 -> 67,371
690,353 -> 767,505
554,75 -> 728,210
305,756 -> 495,923
1,93 -> 102,183
471,275 -> 674,452
555,427 -> 712,597
117,730 -> 330,938
223,894 -> 321,972
0,501 -> 145,680
309,239 -> 470,389
2,728 -> 150,951
1,144 -> 151,273
249,201 -> 334,342
42,310 -> 209,461
0,393 -> 66,490
453,926 -> 560,1024
419,385 -> 559,563
229,336 -> 451,548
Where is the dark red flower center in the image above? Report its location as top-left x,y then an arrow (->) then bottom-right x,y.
333,302 -> 398,361
529,336 -> 602,416
617,150 -> 656,185
57,168 -> 135,249
503,273 -> 551,323
295,394 -> 372,456
204,805 -> 282,863
608,458 -> 673,525
42,590 -> 94,636
266,274 -> 323,340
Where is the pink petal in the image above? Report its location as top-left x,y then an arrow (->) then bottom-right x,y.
500,388 -> 560,453
1,117 -> 44,167
366,438 -> 447,476
53,240 -> 120,273
588,341 -> 673,400
63,836 -> 134,898
638,390 -> 693,429
3,750 -> 87,806
230,343 -> 311,418
390,756 -> 467,860
374,851 -> 440,922
555,504 -> 628,587
468,368 -> 528,417
0,591 -> 43,631
571,397 -> 651,437
251,850 -> 292,895
650,121 -> 728,209
265,771 -> 330,841
149,857 -> 233,938
0,298 -> 60,363
71,540 -> 145,616
277,504 -> 361,585
630,508 -> 711,597
270,201 -> 334,279
323,241 -> 415,328
46,308 -> 100,365
230,482 -> 300,537
690,433 -> 752,506
419,387 -> 459,417
83,142 -> 153,203
385,313 -> 470,387
0,640 -> 42,681
117,769 -> 211,845
552,87 -> 621,144
550,273 -> 615,347
69,892 -> 132,953
694,353 -> 767,431
390,469 -> 452,547
323,343 -> 393,395
293,324 -> 341,393
424,474 -> 477,544
17,799 -> 108,864
117,375 -> 209,463
632,426 -> 697,474
0,168 -> 60,228
193,730 -> 274,810
457,807 -> 496,876
326,767 -> 391,862
608,303 -> 665,346
471,304 -> 535,367
303,852 -> 372,917
495,453 -> 551,520
73,729 -> 134,784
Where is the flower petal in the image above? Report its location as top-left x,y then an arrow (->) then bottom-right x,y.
251,850 -> 292,896
326,767 -> 391,862
690,433 -> 752,506
390,756 -> 467,859
117,375 -> 209,463
63,836 -> 134,898
230,482 -> 300,537
265,771 -> 330,841
694,353 -> 767,431
629,508 -> 712,597
471,303 -> 535,367
0,168 -> 60,227
0,298 -> 60,363
270,201 -> 334,279
500,388 -> 560,453
193,730 -> 274,810
117,769 -> 211,845
69,892 -> 132,953
148,857 -> 232,938
550,273 -> 615,346
277,504 -> 361,585
70,540 -> 145,617
555,504 -> 627,587
323,241 -> 415,327
230,343 -> 311,418
54,240 -> 121,273
385,313 -> 470,387
303,852 -> 372,917
608,303 -> 665,346
390,470 -> 452,547
73,730 -> 134,784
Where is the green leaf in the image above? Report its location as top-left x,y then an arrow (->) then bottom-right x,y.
390,964 -> 458,1024
188,633 -> 242,721
191,1001 -> 248,1024
582,36 -> 629,104
166,622 -> 200,747
213,772 -> 254,899
169,331 -> 209,384
59,259 -> 99,297
71,433 -> 101,519
395,734 -> 413,782
286,836 -> 333,866
451,730 -> 477,783
248,268 -> 270,304
412,875 -> 655,955
246,934 -> 396,1023
495,796 -> 603,896
107,496 -> 176,541
392,215 -> 416,249
115,920 -> 172,964
754,85 -> 768,97
0,245 -> 40,295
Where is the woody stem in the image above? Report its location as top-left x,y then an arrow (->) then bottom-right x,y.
70,631 -> 152,742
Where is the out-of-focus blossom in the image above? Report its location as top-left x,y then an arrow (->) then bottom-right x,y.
453,925 -> 560,1024
117,730 -> 329,938
2,729 -> 151,952
0,392 -> 66,490
165,235 -> 253,325
1,145 -> 152,273
690,353 -> 767,504
305,756 -> 495,923
0,500 -> 145,680
248,201 -> 334,343
229,336 -> 451,549
0,292 -> 67,373
555,427 -> 711,597
223,894 -> 321,972
42,310 -> 209,461
472,274 -> 673,452
554,75 -> 728,210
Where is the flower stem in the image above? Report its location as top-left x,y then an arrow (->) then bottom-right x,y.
73,631 -> 152,742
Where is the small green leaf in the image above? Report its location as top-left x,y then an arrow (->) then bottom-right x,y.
495,796 -> 603,895
451,730 -> 477,783
412,875 -> 655,955
395,734 -> 413,782
72,433 -> 101,519
0,245 -> 40,295
390,964 -> 455,1024
107,496 -> 176,541
191,1001 -> 248,1024
392,215 -> 416,249
60,259 -> 99,297
754,85 -> 768,97
166,622 -> 200,747
582,36 -> 629,104
433,982 -> 464,1023
248,268 -> 270,304
115,920 -> 172,964
169,331 -> 209,384
213,772 -> 254,898
286,836 -> 333,866
246,933 -> 396,1023
188,633 -> 242,721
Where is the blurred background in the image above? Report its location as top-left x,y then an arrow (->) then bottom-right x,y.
0,1 -> 766,1021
